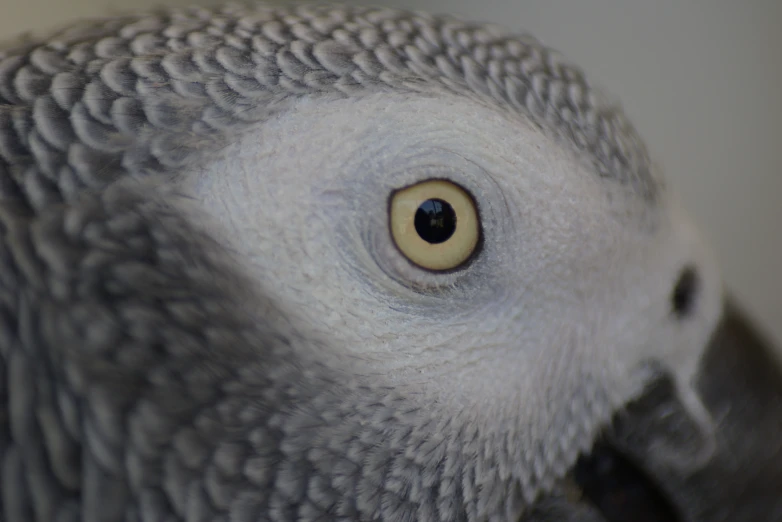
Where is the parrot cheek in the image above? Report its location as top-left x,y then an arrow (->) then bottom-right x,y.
551,298 -> 782,522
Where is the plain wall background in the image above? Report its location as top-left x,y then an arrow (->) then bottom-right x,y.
2,0 -> 781,345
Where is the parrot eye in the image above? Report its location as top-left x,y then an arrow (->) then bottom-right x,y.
389,179 -> 481,272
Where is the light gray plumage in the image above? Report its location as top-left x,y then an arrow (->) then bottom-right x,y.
0,2 -> 742,521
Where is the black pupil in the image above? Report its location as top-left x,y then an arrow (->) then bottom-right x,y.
414,199 -> 457,244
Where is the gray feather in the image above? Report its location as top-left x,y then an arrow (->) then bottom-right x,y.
0,179 -> 593,520
0,3 -> 714,522
0,2 -> 656,215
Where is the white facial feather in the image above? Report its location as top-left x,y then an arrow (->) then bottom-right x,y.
178,89 -> 723,464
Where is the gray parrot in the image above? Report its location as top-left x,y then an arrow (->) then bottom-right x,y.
0,2 -> 780,521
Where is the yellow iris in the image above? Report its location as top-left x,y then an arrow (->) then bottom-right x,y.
389,180 -> 480,271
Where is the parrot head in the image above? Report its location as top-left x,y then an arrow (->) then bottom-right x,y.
0,3 -> 780,521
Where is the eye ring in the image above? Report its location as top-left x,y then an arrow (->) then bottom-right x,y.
388,179 -> 482,272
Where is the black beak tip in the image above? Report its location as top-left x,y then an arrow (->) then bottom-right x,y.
532,299 -> 782,522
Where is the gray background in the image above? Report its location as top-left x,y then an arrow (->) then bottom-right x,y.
2,0 -> 780,345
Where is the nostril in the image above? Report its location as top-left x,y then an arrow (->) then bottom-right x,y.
672,266 -> 700,318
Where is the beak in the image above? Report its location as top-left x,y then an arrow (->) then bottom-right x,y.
528,299 -> 782,522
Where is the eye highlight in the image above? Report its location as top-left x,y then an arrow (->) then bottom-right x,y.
389,179 -> 480,272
